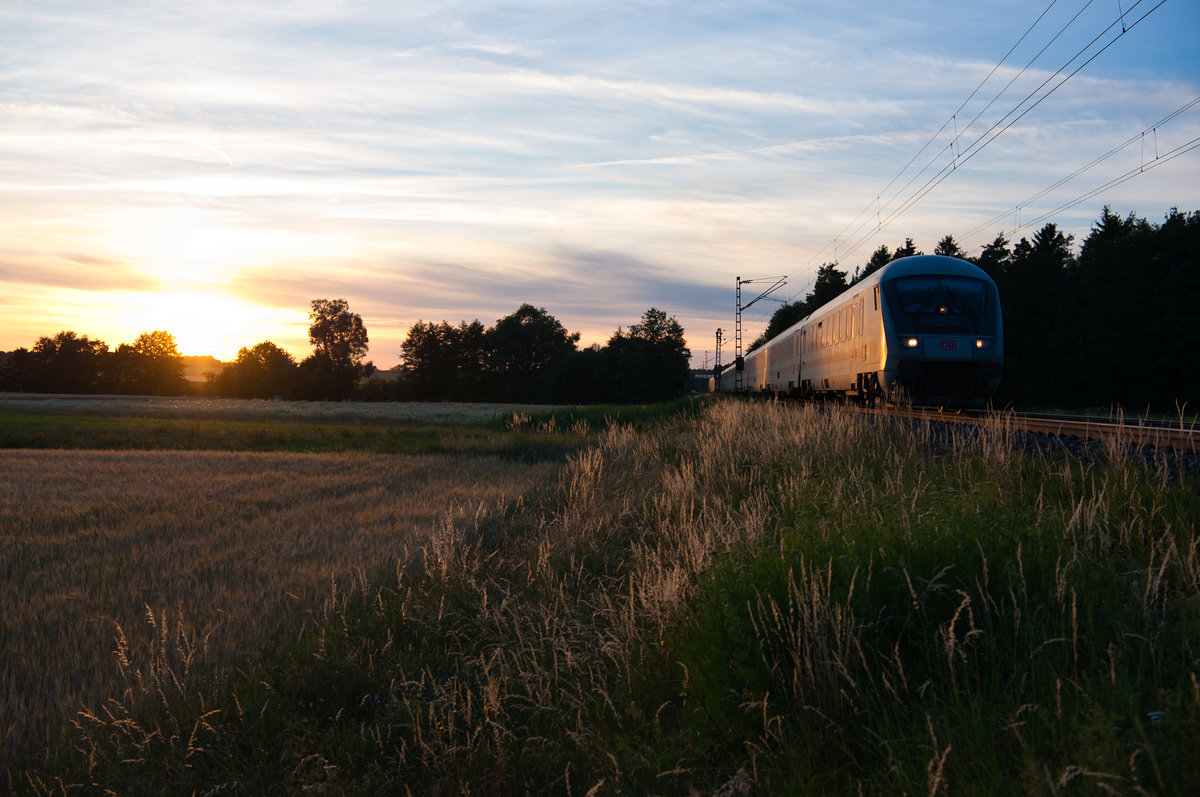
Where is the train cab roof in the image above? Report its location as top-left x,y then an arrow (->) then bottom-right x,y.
869,255 -> 994,286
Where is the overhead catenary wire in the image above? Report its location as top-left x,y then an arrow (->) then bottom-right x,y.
805,0 -> 1068,279
991,134 -> 1200,240
844,0 -> 1104,261
842,0 -> 1166,264
789,0 -> 1172,303
956,95 -> 1200,246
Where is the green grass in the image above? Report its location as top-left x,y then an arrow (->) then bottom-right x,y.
485,394 -> 712,432
0,396 -> 710,458
674,451 -> 1200,793
11,399 -> 1199,795
0,412 -> 444,452
0,411 -> 604,463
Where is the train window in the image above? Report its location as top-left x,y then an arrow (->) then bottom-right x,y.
942,277 -> 987,314
893,276 -> 987,315
894,276 -> 939,312
873,286 -> 879,311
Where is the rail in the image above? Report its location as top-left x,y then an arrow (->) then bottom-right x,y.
896,407 -> 1200,452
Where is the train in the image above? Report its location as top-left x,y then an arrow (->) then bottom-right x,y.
714,255 -> 1003,408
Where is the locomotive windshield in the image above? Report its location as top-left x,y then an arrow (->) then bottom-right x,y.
887,275 -> 992,333
893,276 -> 986,314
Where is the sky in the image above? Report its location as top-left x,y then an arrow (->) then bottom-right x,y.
2,0 -> 1197,369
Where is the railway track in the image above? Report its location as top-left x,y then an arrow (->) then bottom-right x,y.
898,406 -> 1199,453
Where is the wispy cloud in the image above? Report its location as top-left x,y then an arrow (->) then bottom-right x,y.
1,0 -> 1197,359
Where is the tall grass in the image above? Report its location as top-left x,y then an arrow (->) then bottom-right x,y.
13,399 -> 1199,794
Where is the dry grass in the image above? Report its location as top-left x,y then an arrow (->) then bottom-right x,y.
0,449 -> 552,764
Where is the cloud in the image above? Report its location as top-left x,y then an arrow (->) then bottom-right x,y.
0,0 -> 1196,360
0,253 -> 161,293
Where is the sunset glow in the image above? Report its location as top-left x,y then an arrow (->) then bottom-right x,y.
129,292 -> 286,360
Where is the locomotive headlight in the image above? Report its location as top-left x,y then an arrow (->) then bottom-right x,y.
905,337 -> 919,348
975,338 -> 990,349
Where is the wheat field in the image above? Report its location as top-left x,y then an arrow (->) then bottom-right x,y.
0,447 -> 552,764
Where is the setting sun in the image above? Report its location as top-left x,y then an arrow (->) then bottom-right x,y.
132,292 -> 283,359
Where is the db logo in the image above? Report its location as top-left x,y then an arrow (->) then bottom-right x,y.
939,340 -> 957,352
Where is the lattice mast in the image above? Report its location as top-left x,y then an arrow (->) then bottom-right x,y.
734,275 -> 787,392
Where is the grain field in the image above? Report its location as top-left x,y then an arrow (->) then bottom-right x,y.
0,448 -> 551,764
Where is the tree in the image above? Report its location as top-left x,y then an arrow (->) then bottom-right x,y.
399,320 -> 487,400
213,341 -> 297,398
996,224 -> 1075,405
107,331 -> 186,395
486,304 -> 580,403
853,245 -> 893,284
300,299 -> 371,400
108,331 -> 183,395
2,331 -> 111,393
308,298 -> 368,370
1148,208 -> 1200,407
807,262 -> 849,309
601,308 -> 691,403
41,332 -> 111,393
1068,206 -> 1200,408
934,235 -> 966,259
974,233 -> 1011,279
540,345 -> 605,404
0,348 -> 35,392
893,238 -> 920,259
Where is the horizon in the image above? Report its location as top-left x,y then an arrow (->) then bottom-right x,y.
3,1 -> 1197,367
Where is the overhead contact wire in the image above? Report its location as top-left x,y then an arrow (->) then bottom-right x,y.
813,0 -> 1066,275
836,0 -> 1166,266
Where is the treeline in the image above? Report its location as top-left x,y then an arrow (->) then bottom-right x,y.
215,303 -> 690,404
208,298 -> 373,401
0,299 -> 374,402
753,206 -> 1200,411
0,299 -> 693,405
395,304 -> 691,404
0,330 -> 190,396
